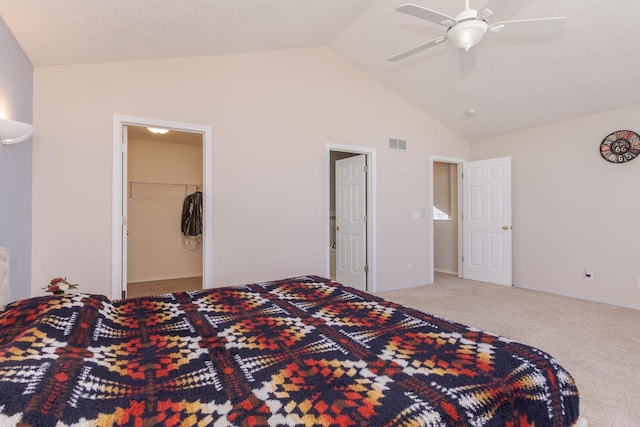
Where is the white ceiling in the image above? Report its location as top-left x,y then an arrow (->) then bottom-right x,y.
2,0 -> 639,141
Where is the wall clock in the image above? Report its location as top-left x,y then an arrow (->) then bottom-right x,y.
600,130 -> 640,163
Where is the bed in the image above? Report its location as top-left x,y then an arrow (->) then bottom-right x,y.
0,275 -> 581,426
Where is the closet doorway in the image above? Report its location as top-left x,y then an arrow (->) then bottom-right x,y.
126,126 -> 203,297
111,115 -> 212,300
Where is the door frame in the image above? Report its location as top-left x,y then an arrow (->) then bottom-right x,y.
326,143 -> 377,293
111,114 -> 213,299
429,155 -> 465,285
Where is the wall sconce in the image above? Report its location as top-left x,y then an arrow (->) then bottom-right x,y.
0,118 -> 35,145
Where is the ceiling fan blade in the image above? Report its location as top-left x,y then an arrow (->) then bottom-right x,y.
396,4 -> 457,27
488,16 -> 566,34
387,37 -> 447,62
478,0 -> 512,20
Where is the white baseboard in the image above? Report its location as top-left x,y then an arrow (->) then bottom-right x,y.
515,283 -> 640,310
434,268 -> 458,276
375,281 -> 435,294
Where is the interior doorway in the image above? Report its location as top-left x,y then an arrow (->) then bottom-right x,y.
332,152 -> 362,286
326,144 -> 376,293
433,161 -> 460,276
112,115 -> 213,300
430,156 -> 465,284
126,126 -> 203,298
429,156 -> 513,286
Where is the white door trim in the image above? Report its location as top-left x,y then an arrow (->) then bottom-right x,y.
326,143 -> 376,293
429,155 -> 466,285
111,114 -> 213,299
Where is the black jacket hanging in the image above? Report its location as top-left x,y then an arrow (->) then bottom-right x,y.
181,191 -> 203,237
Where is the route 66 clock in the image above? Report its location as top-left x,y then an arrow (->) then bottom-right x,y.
600,130 -> 640,163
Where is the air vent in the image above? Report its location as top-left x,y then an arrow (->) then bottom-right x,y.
389,138 -> 407,151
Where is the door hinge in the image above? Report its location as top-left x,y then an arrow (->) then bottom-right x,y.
462,256 -> 464,263
122,216 -> 127,226
364,215 -> 369,223
364,165 -> 369,173
364,265 -> 369,273
121,290 -> 126,299
121,142 -> 127,152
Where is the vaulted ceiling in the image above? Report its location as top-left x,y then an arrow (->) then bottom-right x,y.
2,0 -> 638,141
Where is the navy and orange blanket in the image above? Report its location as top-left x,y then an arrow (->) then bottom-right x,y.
0,276 -> 579,426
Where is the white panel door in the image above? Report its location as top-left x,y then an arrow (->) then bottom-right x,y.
336,155 -> 367,291
462,157 -> 512,286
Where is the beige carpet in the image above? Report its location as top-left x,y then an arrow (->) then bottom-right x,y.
127,276 -> 202,298
378,272 -> 640,427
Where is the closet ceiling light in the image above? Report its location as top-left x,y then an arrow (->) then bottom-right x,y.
0,118 -> 35,145
147,127 -> 170,135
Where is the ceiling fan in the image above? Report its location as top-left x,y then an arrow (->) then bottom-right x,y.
388,0 -> 566,62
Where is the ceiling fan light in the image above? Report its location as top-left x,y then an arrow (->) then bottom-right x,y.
448,20 -> 488,51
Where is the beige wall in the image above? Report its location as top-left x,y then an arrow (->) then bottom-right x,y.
127,137 -> 203,282
32,47 -> 469,296
433,162 -> 458,274
472,105 -> 640,309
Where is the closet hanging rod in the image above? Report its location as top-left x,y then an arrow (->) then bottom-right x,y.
129,181 -> 201,188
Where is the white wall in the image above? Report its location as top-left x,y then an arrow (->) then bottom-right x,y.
32,47 -> 469,296
0,17 -> 33,302
472,106 -> 640,309
127,137 -> 203,282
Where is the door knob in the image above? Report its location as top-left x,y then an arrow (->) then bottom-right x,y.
335,226 -> 340,231
502,225 -> 510,230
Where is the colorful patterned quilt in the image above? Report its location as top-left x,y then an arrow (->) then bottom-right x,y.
0,276 -> 579,426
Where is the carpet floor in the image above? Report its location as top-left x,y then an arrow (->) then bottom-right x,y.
127,276 -> 202,298
378,272 -> 640,427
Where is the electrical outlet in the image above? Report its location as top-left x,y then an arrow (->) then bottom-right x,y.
585,270 -> 594,281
